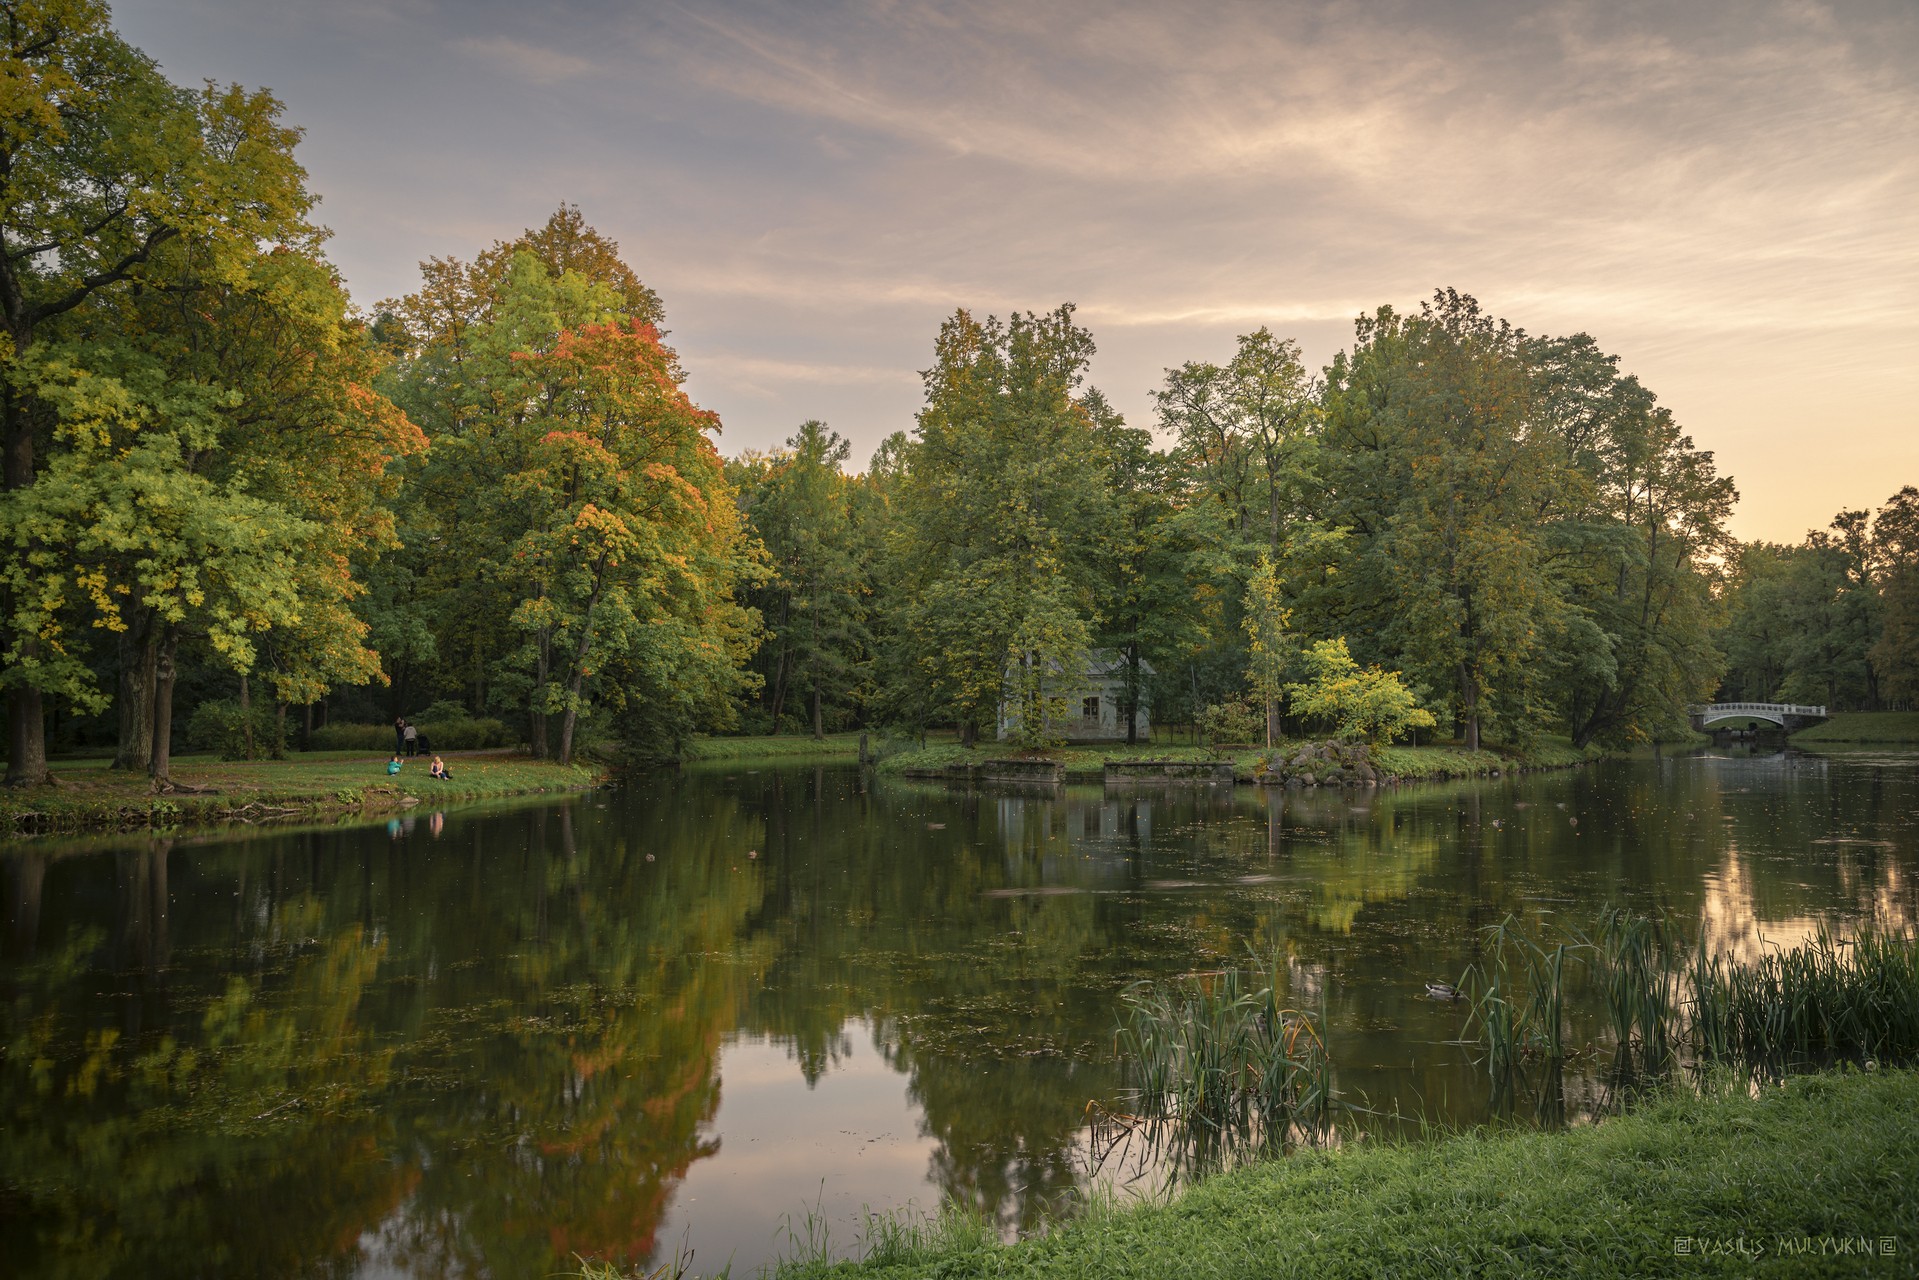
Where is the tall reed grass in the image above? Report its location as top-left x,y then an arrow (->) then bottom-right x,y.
1113,952 -> 1338,1164
1459,908 -> 1919,1087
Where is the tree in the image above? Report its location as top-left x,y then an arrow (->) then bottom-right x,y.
734,421 -> 871,738
889,305 -> 1108,745
1242,550 -> 1294,746
0,243 -> 422,785
1157,327 -> 1319,553
1314,291 -> 1573,751
1528,334 -> 1735,746
505,319 -> 758,764
1285,638 -> 1435,744
1869,486 -> 1919,706
0,4 -> 316,783
1087,399 -> 1228,746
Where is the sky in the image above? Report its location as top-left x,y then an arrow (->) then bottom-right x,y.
116,0 -> 1918,543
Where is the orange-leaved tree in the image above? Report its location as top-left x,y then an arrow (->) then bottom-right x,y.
506,320 -> 759,763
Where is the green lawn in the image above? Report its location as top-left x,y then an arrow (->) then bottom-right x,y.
762,1068 -> 1918,1280
1792,710 -> 1919,744
2,750 -> 603,836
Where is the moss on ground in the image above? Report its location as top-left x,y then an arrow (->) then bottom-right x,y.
0,751 -> 603,836
768,1068 -> 1919,1279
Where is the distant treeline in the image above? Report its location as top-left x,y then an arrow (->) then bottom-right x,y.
2,5 -> 1912,785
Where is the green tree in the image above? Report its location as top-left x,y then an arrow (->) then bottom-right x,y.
1869,486 -> 1919,706
1157,327 -> 1319,554
1242,550 -> 1295,747
1528,334 -> 1735,746
889,305 -> 1108,745
1314,291 -> 1573,751
1285,638 -> 1435,743
0,4 -> 316,783
734,421 -> 872,738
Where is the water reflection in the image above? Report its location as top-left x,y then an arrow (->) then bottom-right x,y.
2,748 -> 1914,1276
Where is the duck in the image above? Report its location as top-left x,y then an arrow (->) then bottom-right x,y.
1425,982 -> 1463,1001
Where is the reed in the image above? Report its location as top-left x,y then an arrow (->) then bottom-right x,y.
1597,906 -> 1680,1076
1114,952 -> 1337,1160
1462,907 -> 1919,1087
1460,915 -> 1582,1081
1685,927 -> 1919,1071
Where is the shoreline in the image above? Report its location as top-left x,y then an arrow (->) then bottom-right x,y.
878,737 -> 1609,786
763,1067 -> 1918,1280
0,751 -> 606,839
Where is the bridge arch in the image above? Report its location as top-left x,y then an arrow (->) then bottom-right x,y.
1687,703 -> 1828,732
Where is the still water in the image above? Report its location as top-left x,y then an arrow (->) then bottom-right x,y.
2,749 -> 1914,1276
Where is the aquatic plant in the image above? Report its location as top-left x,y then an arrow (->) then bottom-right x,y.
1461,907 -> 1919,1090
1459,915 -> 1583,1080
1113,951 -> 1338,1160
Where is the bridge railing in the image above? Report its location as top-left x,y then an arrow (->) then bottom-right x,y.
1686,703 -> 1827,718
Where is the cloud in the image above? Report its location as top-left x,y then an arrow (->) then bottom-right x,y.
452,34 -> 601,84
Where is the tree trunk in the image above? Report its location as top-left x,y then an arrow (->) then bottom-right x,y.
113,613 -> 158,771
1459,661 -> 1481,752
556,571 -> 607,766
275,702 -> 287,759
148,631 -> 179,786
3,380 -> 49,787
239,672 -> 256,760
960,720 -> 977,748
530,630 -> 551,759
812,679 -> 823,741
1125,644 -> 1140,746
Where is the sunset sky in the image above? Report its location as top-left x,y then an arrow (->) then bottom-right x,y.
118,0 -> 1918,543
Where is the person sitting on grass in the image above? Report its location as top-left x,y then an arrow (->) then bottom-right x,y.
387,755 -> 403,776
429,755 -> 452,781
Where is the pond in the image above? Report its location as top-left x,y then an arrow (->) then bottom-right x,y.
2,748 -> 1914,1277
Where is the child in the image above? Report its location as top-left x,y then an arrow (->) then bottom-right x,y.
429,755 -> 452,781
387,755 -> 403,776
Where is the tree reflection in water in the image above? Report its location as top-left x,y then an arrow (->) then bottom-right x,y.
0,748 -> 1913,1275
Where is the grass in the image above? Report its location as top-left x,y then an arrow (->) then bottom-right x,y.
0,750 -> 604,836
1791,710 -> 1919,744
767,1067 -> 1919,1279
877,735 -> 1602,784
682,732 -> 869,762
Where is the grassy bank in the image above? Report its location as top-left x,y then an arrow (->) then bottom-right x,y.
876,737 -> 1602,784
683,732 -> 868,762
763,1068 -> 1917,1280
0,752 -> 603,836
1792,710 -> 1919,744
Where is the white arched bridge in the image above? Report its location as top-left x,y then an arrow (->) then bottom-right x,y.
1687,703 -> 1828,733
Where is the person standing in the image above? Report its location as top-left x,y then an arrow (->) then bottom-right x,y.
394,717 -> 407,755
403,721 -> 420,757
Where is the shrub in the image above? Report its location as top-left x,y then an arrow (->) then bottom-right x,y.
185,699 -> 286,760
1198,699 -> 1261,749
307,713 -> 513,754
1284,638 -> 1436,744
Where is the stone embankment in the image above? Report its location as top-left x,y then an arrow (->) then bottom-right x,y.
1256,740 -> 1387,787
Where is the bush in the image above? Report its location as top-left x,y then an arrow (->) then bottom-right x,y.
413,710 -> 512,750
185,699 -> 286,760
1198,699 -> 1262,749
